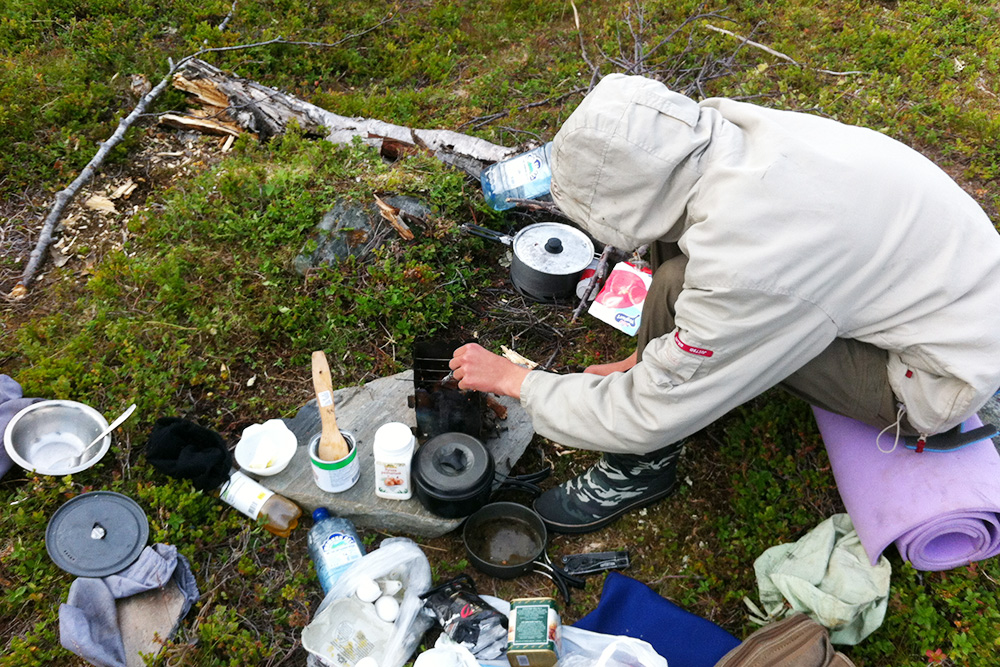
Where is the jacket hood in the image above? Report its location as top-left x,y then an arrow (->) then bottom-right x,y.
550,74 -> 714,250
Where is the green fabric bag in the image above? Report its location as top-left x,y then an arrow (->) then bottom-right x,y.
749,514 -> 890,645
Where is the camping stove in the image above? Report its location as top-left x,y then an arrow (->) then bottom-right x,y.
410,339 -> 497,441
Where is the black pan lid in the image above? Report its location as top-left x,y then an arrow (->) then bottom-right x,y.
413,432 -> 493,498
46,491 -> 149,577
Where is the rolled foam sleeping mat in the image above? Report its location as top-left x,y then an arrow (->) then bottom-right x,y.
813,407 -> 1000,571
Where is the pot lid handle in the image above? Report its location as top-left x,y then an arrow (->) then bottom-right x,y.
437,449 -> 468,474
544,238 -> 563,254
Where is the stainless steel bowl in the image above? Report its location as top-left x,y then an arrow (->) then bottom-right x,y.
4,400 -> 111,475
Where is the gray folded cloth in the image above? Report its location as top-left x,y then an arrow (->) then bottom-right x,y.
0,374 -> 45,479
59,543 -> 199,667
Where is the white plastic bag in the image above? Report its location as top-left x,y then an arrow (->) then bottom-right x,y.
412,634 -> 480,667
304,537 -> 433,667
561,627 -> 668,667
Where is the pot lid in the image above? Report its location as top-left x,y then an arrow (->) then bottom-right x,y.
512,222 -> 594,276
413,432 -> 493,496
46,491 -> 149,577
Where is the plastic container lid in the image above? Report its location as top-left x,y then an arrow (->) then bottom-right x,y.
413,432 -> 493,498
312,507 -> 331,522
45,491 -> 149,577
373,422 -> 415,456
512,222 -> 594,276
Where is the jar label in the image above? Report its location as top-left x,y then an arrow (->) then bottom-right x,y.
375,461 -> 411,497
220,471 -> 275,519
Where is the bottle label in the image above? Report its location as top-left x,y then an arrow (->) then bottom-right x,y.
375,460 -> 411,498
320,531 -> 363,568
504,150 -> 547,185
220,471 -> 275,519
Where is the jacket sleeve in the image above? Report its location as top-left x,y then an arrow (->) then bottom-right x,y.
519,287 -> 839,454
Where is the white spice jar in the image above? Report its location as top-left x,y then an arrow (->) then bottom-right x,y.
373,422 -> 416,500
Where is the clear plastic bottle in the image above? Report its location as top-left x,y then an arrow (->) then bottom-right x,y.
218,470 -> 301,537
307,507 -> 365,594
480,142 -> 553,211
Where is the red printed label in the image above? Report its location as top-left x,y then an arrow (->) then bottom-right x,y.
674,331 -> 714,357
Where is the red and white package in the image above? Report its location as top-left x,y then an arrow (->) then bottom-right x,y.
588,262 -> 653,336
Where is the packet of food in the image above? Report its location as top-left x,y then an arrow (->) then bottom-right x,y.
588,262 -> 653,336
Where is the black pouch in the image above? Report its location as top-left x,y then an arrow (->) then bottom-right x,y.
419,574 -> 508,660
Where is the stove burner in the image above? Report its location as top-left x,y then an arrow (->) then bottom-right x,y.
411,339 -> 494,441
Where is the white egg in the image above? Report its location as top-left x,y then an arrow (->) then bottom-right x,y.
374,594 -> 399,623
355,577 -> 381,603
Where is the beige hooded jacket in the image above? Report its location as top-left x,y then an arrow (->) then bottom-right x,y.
520,74 -> 1000,454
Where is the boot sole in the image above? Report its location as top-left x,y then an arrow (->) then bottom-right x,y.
533,480 -> 679,535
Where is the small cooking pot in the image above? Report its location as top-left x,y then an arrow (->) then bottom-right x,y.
413,432 -> 494,519
463,501 -> 585,603
463,222 -> 595,303
412,433 -> 548,519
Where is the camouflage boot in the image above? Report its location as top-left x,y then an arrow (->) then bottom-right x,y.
532,442 -> 682,534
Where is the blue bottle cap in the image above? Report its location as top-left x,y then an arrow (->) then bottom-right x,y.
312,507 -> 330,522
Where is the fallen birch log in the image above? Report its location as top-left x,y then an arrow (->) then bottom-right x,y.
171,59 -> 517,177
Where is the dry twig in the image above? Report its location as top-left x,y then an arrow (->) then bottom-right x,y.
704,23 -> 866,76
571,243 -> 617,321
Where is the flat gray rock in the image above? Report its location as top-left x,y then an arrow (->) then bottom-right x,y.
118,581 -> 188,667
262,370 -> 535,538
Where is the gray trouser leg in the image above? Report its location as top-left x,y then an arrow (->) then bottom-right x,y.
632,242 -> 911,433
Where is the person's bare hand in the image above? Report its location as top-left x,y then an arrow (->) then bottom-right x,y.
449,343 -> 530,399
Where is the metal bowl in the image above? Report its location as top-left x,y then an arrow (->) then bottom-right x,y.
3,400 -> 111,475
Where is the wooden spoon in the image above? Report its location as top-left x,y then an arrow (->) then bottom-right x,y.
311,350 -> 350,461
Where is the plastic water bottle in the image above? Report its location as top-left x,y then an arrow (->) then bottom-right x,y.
480,142 -> 553,211
308,507 -> 365,594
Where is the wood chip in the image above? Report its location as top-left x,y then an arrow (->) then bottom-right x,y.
109,179 -> 136,199
500,346 -> 539,369
159,113 -> 242,137
84,195 -> 117,214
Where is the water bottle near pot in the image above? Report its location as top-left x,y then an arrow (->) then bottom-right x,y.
481,142 -> 553,211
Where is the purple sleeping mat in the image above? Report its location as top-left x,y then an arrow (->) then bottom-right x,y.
813,407 -> 1000,571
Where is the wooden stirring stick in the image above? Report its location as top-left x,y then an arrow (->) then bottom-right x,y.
311,350 -> 350,461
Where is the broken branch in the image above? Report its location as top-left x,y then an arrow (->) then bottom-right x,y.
374,195 -> 415,241
172,58 -> 515,174
571,243 -> 617,322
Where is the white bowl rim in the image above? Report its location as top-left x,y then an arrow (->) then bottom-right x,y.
3,399 -> 111,475
234,419 -> 297,476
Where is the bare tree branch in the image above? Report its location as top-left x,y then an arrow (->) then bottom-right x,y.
704,23 -> 866,76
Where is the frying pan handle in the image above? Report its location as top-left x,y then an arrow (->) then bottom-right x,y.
508,465 -> 552,485
495,478 -> 544,496
493,464 -> 552,496
461,224 -> 512,245
532,561 -> 574,605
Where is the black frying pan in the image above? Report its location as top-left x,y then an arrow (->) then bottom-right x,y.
462,501 -> 584,603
